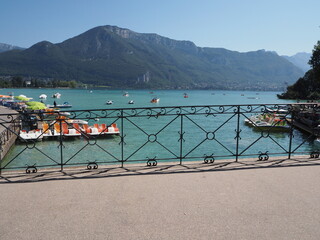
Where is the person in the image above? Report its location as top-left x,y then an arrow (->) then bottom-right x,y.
53,101 -> 57,107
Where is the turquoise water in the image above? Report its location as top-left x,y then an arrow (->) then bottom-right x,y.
1,89 -> 315,170
1,88 -> 293,109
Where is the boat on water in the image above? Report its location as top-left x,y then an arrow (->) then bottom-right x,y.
151,97 -> 160,103
123,92 -> 129,97
42,121 -> 120,138
52,93 -> 61,98
19,129 -> 44,141
47,102 -> 72,108
128,100 -> 134,104
244,113 -> 290,131
183,93 -> 189,98
106,100 -> 113,105
39,94 -> 47,100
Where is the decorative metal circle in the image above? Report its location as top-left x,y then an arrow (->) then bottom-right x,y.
88,138 -> 97,145
26,141 -> 36,149
148,134 -> 157,143
206,132 -> 215,140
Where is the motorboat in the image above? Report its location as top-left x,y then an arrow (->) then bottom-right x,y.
151,97 -> 160,103
184,93 -> 189,98
52,93 -> 61,98
47,102 -> 72,108
128,100 -> 134,104
106,100 -> 113,105
244,113 -> 290,131
123,92 -> 129,97
39,94 -> 47,100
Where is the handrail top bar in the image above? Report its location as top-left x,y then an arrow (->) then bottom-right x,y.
0,102 -> 309,116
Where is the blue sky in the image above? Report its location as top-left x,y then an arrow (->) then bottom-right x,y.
1,0 -> 319,55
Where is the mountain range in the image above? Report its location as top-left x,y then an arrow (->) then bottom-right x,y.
0,43 -> 24,53
0,25 -> 306,90
282,52 -> 311,72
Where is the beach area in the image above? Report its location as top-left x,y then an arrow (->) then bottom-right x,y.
1,157 -> 320,240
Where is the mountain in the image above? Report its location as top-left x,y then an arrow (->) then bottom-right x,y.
0,43 -> 24,53
0,25 -> 304,90
282,52 -> 311,72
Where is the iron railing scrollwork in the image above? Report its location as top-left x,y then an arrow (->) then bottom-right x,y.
0,103 -> 319,175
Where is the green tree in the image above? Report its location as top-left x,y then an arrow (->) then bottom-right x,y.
278,41 -> 320,99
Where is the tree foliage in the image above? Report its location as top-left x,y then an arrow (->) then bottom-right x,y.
278,41 -> 320,99
0,76 -> 79,88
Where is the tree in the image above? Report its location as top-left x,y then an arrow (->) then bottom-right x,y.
278,41 -> 320,99
309,41 -> 320,70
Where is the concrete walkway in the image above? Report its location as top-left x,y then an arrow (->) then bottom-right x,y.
1,159 -> 320,239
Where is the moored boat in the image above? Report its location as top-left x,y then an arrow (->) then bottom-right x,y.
244,113 -> 290,131
39,94 -> 47,99
52,93 -> 61,98
19,129 -> 43,141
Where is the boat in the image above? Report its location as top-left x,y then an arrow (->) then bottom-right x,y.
183,93 -> 189,98
52,93 -> 61,98
128,100 -> 134,104
19,129 -> 43,141
83,123 -> 120,136
47,102 -> 72,108
123,92 -> 129,97
106,100 -> 113,105
65,119 -> 88,125
244,113 -> 290,131
151,97 -> 160,103
39,94 -> 47,99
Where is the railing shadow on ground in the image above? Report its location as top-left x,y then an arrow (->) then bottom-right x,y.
1,155 -> 320,184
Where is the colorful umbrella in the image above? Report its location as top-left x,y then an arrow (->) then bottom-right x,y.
26,101 -> 46,110
14,96 -> 30,101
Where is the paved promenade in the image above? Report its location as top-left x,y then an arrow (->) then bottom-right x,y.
1,158 -> 320,239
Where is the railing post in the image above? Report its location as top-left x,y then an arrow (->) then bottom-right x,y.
121,110 -> 124,168
288,106 -> 294,159
59,119 -> 64,171
179,114 -> 184,165
235,105 -> 241,162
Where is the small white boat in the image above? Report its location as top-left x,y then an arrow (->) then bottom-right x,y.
52,93 -> 61,98
123,92 -> 129,97
106,100 -> 113,105
65,119 -> 89,125
39,94 -> 47,99
19,129 -> 43,141
128,100 -> 134,104
47,102 -> 72,108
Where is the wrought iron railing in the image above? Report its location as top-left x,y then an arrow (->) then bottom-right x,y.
0,103 -> 319,175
